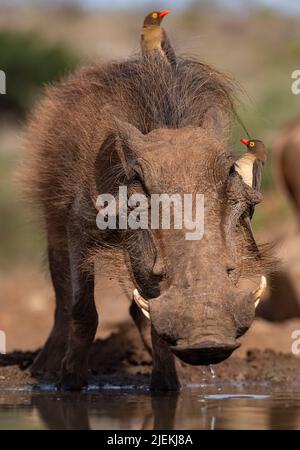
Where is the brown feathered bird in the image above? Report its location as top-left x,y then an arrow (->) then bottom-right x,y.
141,10 -> 176,67
234,139 -> 266,252
236,138 -> 266,194
235,138 -> 267,243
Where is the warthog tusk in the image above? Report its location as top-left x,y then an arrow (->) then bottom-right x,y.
252,276 -> 267,309
133,289 -> 150,320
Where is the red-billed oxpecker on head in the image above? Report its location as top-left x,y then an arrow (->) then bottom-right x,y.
141,10 -> 176,67
143,10 -> 170,26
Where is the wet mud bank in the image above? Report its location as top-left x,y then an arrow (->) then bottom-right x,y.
1,322 -> 300,390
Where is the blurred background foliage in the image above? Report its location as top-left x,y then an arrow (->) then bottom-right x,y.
0,30 -> 79,116
0,0 -> 299,268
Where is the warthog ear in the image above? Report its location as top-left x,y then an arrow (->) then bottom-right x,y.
96,110 -> 144,186
201,107 -> 229,140
112,117 -> 144,179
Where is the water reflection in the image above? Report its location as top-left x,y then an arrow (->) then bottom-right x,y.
0,386 -> 300,430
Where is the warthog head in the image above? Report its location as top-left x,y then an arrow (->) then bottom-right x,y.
97,106 -> 270,366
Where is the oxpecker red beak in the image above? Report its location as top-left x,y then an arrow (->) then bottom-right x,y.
159,10 -> 170,18
240,138 -> 249,146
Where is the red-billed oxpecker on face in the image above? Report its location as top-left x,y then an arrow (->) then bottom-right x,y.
234,138 -> 267,251
141,10 -> 176,67
235,138 -> 267,192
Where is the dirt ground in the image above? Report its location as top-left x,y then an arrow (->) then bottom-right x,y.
0,319 -> 300,390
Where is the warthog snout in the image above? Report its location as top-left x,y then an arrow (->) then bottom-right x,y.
170,340 -> 240,365
133,276 -> 267,366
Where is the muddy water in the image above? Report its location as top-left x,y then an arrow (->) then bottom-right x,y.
1,385 -> 300,430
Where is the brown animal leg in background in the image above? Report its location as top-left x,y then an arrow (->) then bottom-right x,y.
60,231 -> 98,390
129,300 -> 152,356
150,326 -> 181,391
31,231 -> 72,379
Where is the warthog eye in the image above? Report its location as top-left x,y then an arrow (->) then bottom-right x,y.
130,165 -> 152,197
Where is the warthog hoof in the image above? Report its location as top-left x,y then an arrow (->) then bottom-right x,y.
150,369 -> 182,392
59,370 -> 88,391
59,356 -> 88,390
31,335 -> 67,380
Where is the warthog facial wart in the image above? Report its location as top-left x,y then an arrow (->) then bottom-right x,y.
0,70 -> 6,95
0,330 -> 6,354
96,186 -> 204,241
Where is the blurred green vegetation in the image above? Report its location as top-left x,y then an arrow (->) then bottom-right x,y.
0,30 -> 79,116
253,197 -> 292,231
0,148 -> 45,270
0,29 -> 79,268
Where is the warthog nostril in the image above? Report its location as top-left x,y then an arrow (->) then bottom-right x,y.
171,340 -> 240,366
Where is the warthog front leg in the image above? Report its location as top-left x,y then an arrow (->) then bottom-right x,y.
150,327 -> 181,391
133,290 -> 182,390
59,230 -> 98,390
31,229 -> 71,379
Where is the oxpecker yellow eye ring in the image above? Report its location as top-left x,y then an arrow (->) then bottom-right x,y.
152,12 -> 158,19
249,141 -> 255,147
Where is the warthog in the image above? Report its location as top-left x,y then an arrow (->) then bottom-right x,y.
22,55 -> 270,390
273,117 -> 300,228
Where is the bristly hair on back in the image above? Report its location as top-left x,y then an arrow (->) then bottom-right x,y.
75,53 -> 237,134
